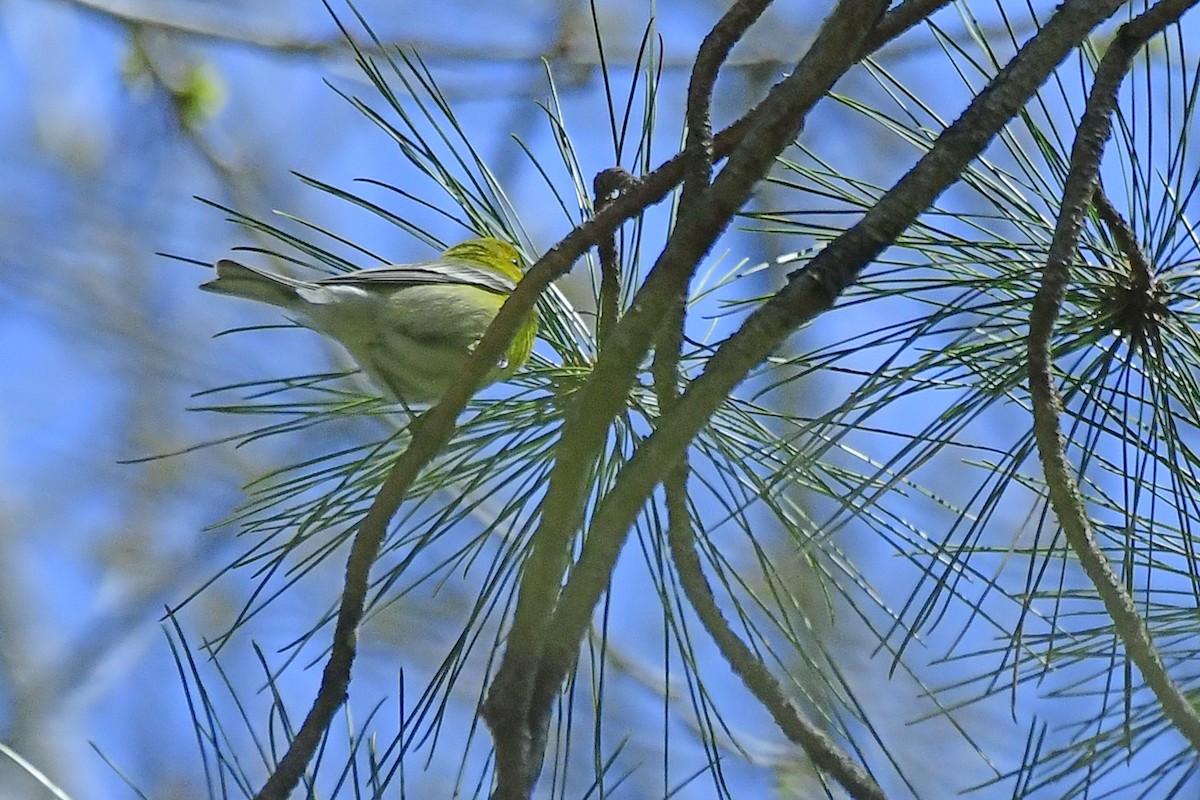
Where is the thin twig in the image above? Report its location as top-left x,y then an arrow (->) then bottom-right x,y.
659,2 -> 775,760
1026,0 -> 1200,754
667,500 -> 887,800
681,0 -> 773,205
657,110 -> 886,798
534,0 -> 898,681
1092,184 -> 1154,291
62,0 -> 949,68
592,168 -> 635,347
63,0 -> 568,63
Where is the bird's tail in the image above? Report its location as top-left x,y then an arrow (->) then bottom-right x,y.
200,260 -> 312,310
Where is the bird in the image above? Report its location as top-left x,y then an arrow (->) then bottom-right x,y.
201,237 -> 537,404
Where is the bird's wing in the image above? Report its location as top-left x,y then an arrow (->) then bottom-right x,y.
316,260 -> 517,294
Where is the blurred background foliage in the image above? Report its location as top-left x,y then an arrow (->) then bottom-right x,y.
2,1 -> 1199,798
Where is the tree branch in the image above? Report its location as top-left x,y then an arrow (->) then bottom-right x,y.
534,0 -> 1130,779
649,3 -> 883,788
1026,0 -> 1200,754
1092,184 -> 1155,295
681,0 -> 773,207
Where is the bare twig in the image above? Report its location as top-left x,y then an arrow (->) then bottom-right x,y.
63,0 -> 551,63
644,0 -> 880,786
1026,0 -> 1200,753
512,0 -> 887,783
667,503 -> 887,800
658,129 -> 886,800
1091,185 -> 1159,307
681,0 -> 773,205
534,0 -> 898,691
592,168 -> 636,347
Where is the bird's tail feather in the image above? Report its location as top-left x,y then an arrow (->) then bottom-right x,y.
201,260 -> 311,310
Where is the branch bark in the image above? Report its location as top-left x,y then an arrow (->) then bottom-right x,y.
1026,0 -> 1200,754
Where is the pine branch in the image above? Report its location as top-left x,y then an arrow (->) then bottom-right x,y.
1026,0 -> 1200,756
